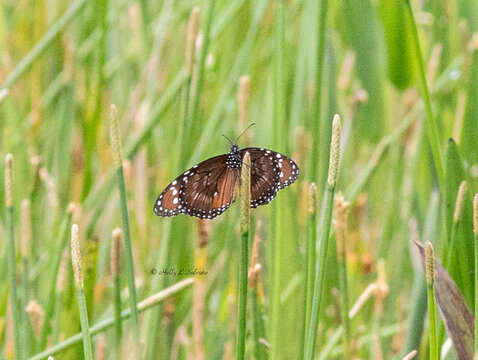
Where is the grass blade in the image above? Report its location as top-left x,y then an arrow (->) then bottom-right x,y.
404,0 -> 445,189
110,105 -> 140,349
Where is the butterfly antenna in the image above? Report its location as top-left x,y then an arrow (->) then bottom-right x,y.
222,134 -> 234,146
234,123 -> 256,144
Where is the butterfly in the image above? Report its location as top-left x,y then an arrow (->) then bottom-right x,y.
153,135 -> 299,220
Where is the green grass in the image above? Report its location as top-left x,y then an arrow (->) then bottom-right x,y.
1,0 -> 478,359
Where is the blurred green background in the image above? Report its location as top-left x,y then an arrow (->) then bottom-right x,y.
1,0 -> 478,359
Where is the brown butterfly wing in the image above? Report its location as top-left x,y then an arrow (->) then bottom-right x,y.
153,154 -> 240,219
240,147 -> 299,208
182,164 -> 239,219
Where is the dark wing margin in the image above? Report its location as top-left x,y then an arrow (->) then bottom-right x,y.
240,147 -> 299,208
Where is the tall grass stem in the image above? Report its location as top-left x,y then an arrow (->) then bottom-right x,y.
473,194 -> 478,358
236,152 -> 251,360
334,195 -> 352,359
305,115 -> 342,360
301,183 -> 317,358
110,105 -> 140,342
249,221 -> 266,360
21,199 -> 31,357
111,228 -> 124,355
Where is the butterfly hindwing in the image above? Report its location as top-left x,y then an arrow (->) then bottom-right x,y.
240,147 -> 299,208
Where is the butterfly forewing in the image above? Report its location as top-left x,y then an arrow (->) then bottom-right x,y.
183,163 -> 239,218
240,148 -> 300,208
153,154 -> 240,219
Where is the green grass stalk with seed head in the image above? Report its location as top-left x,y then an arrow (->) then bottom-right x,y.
305,114 -> 342,360
70,224 -> 93,360
236,151 -> 251,360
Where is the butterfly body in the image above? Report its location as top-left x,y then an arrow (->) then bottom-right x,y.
153,145 -> 299,219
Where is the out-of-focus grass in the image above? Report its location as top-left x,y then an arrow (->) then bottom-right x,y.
1,0 -> 478,359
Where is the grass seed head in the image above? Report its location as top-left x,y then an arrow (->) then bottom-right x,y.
110,104 -> 123,169
425,241 -> 435,285
21,199 -> 31,257
71,224 -> 83,289
327,114 -> 342,187
111,228 -> 123,277
240,152 -> 251,233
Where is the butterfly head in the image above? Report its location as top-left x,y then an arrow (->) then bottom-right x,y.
230,144 -> 240,155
